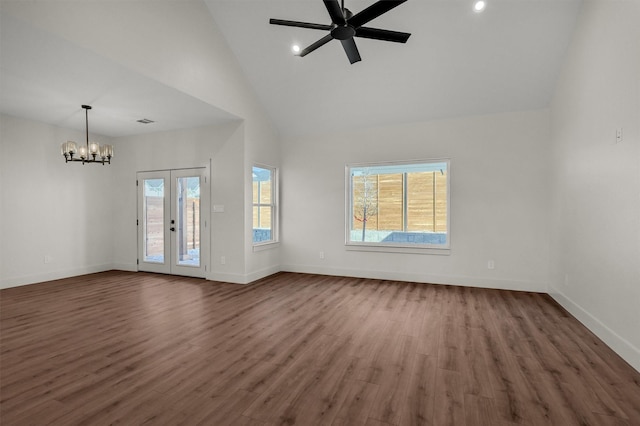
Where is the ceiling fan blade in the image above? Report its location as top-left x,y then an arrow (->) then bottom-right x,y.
323,0 -> 346,26
341,38 -> 362,64
299,34 -> 334,57
269,19 -> 333,31
355,27 -> 411,43
348,0 -> 407,29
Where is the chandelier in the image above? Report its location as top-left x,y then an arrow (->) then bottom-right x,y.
61,105 -> 113,164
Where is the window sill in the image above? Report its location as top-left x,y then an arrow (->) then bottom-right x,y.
345,243 -> 450,255
253,242 -> 280,252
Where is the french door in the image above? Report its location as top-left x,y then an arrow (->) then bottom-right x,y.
137,168 -> 208,278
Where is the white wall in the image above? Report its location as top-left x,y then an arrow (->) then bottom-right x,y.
3,0 -> 282,284
244,118 -> 282,282
280,109 -> 552,292
549,0 -> 640,371
110,122 -> 249,283
0,115 -> 114,288
105,118 -> 281,286
0,115 -> 277,287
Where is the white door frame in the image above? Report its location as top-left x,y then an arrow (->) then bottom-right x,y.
136,167 -> 209,278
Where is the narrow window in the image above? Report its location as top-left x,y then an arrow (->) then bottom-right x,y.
346,160 -> 450,251
253,165 -> 278,245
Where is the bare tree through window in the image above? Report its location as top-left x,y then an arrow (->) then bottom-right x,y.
352,169 -> 378,241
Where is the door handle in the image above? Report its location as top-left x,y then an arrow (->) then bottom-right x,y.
170,227 -> 176,232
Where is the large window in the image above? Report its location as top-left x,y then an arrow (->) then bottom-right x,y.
346,160 -> 450,251
253,165 -> 277,245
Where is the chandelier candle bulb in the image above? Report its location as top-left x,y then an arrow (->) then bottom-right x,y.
78,145 -> 88,160
89,142 -> 99,155
61,141 -> 77,156
99,144 -> 113,159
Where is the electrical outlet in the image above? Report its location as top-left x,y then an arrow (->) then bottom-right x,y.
44,255 -> 52,264
220,256 -> 226,265
487,260 -> 495,270
616,128 -> 623,143
319,251 -> 325,259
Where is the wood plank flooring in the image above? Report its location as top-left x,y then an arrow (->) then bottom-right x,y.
1,271 -> 639,425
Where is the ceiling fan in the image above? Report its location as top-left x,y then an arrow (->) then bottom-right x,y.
269,0 -> 411,64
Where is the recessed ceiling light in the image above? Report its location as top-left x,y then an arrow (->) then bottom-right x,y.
292,44 -> 301,54
474,0 -> 486,12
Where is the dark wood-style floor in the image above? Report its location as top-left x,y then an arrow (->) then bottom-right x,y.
1,271 -> 639,425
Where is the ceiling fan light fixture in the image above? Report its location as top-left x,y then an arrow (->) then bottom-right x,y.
474,0 -> 486,13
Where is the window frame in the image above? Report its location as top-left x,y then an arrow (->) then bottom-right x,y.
345,159 -> 451,254
252,164 -> 279,249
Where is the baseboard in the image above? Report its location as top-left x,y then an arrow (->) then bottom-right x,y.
0,264 -> 114,289
112,263 -> 137,272
549,285 -> 640,373
244,265 -> 282,283
207,271 -> 251,285
279,264 -> 546,292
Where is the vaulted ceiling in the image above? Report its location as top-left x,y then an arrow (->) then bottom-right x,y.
0,0 -> 582,139
206,0 -> 581,138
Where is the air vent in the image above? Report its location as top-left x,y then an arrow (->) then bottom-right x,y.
137,118 -> 155,124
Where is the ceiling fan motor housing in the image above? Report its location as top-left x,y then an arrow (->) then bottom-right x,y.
331,25 -> 356,40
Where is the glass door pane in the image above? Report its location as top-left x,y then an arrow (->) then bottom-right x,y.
175,176 -> 200,267
137,170 -> 171,275
169,168 -> 207,278
143,178 -> 165,263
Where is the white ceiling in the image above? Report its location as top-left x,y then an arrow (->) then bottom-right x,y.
0,0 -> 582,139
0,11 -> 237,138
206,0 -> 582,138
